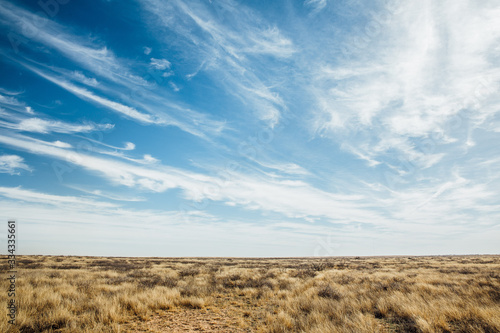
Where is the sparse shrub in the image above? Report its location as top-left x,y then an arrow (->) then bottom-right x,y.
207,265 -> 221,273
51,264 -> 81,270
337,274 -> 354,285
178,267 -> 200,277
310,262 -> 327,271
229,273 -> 241,281
278,279 -> 292,290
389,314 -> 420,333
137,275 -> 164,289
458,268 -> 475,274
75,280 -> 93,294
317,284 -> 342,300
291,269 -> 317,278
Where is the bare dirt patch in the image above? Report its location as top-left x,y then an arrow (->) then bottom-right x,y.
124,308 -> 249,332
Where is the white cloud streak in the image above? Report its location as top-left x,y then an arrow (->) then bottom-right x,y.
0,155 -> 31,175
150,58 -> 171,70
71,71 -> 99,87
21,64 -> 159,124
0,92 -> 32,114
305,0 -> 327,14
67,186 -> 146,202
253,160 -> 310,176
0,117 -> 113,134
0,186 -> 117,209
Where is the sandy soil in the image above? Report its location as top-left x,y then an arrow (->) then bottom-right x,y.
124,308 -> 250,332
122,294 -> 271,332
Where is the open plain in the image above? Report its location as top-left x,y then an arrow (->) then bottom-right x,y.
1,255 -> 499,332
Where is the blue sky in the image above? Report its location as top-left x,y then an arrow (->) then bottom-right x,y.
0,0 -> 499,257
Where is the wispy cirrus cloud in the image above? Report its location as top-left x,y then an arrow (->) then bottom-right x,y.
0,2 -> 227,140
66,185 -> 146,202
0,116 -> 113,134
71,71 -> 99,87
308,0 -> 500,172
0,186 -> 117,208
0,1 -> 146,87
140,0 -> 294,127
74,139 -> 135,151
97,150 -> 160,165
0,92 -> 23,107
18,63 -> 160,124
252,159 -> 310,176
149,58 -> 171,70
0,132 -> 206,192
304,0 -> 327,15
0,186 -> 207,225
0,155 -> 31,175
0,92 -> 33,114
33,61 -> 226,139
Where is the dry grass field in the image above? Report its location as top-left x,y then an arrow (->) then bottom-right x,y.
1,255 -> 499,332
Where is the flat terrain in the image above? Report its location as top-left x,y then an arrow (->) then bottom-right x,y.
1,255 -> 499,332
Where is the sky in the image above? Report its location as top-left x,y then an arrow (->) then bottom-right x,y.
0,0 -> 499,257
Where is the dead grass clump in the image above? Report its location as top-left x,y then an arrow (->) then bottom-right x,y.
106,276 -> 133,285
450,319 -> 498,333
336,274 -> 354,285
239,277 -> 275,289
291,268 -> 317,278
137,275 -> 164,289
179,297 -> 205,309
317,284 -> 342,300
179,284 -> 209,297
75,280 -> 94,294
178,267 -> 200,277
387,313 -> 420,333
277,279 -> 292,290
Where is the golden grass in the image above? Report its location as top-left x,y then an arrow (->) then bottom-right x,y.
1,255 -> 499,332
